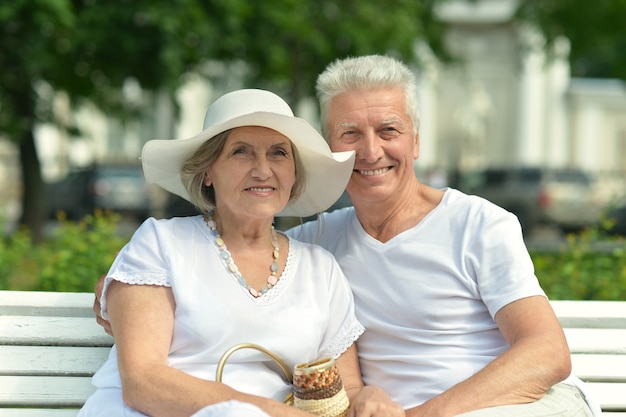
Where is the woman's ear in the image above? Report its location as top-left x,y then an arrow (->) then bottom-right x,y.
203,171 -> 212,187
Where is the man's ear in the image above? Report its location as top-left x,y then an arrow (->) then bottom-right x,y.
413,133 -> 420,160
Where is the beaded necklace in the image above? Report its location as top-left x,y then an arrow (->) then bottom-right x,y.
205,214 -> 279,298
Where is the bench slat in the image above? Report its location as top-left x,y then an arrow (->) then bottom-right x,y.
563,328 -> 626,354
0,291 -> 95,318
572,354 -> 626,382
0,410 -> 80,417
0,316 -> 113,347
586,382 -> 626,412
0,375 -> 95,407
0,345 -> 110,376
551,300 -> 626,329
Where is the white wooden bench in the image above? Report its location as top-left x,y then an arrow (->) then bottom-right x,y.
0,291 -> 112,417
0,290 -> 625,416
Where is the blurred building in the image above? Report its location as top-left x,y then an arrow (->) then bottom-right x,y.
427,0 -> 626,175
419,0 -> 626,202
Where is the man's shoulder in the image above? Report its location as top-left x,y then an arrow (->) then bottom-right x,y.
444,188 -> 512,218
286,207 -> 354,246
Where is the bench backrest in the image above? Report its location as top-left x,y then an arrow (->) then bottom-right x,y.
551,300 -> 626,415
0,290 -> 113,417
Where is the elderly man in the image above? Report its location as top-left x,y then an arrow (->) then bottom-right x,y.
288,54 -> 599,417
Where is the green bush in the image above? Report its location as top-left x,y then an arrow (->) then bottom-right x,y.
1,213 -> 625,299
531,227 -> 626,301
1,211 -> 129,292
0,226 -> 33,289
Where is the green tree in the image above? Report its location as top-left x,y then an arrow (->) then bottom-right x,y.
0,0 -> 445,240
515,0 -> 626,79
0,0 -> 216,240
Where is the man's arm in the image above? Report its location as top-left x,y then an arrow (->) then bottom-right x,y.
406,295 -> 571,417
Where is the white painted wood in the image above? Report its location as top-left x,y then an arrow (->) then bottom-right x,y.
0,375 -> 95,406
0,291 -> 95,317
0,410 -> 80,417
1,290 -> 625,413
552,300 -> 626,329
571,354 -> 626,382
563,328 -> 626,354
0,316 -> 113,347
0,345 -> 110,376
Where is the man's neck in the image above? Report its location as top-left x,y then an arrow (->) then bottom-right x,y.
352,182 -> 445,243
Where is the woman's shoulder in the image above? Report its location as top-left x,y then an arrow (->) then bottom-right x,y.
131,215 -> 205,239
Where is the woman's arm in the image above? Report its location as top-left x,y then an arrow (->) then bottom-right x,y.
107,281 -> 313,417
335,344 -> 404,417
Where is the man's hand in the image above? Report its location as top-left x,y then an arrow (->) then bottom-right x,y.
348,386 -> 405,417
94,274 -> 113,336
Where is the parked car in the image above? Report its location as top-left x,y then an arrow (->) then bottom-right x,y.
46,163 -> 154,221
459,167 -> 602,234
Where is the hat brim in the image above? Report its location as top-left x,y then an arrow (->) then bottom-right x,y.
142,111 -> 355,217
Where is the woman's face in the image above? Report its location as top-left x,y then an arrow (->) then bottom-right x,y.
205,126 -> 296,221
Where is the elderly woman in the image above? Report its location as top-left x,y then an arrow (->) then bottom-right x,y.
78,89 -> 402,417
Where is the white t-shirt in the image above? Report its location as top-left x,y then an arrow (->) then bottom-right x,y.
82,215 -> 363,415
288,188 -> 548,407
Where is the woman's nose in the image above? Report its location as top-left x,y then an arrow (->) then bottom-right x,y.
251,157 -> 272,178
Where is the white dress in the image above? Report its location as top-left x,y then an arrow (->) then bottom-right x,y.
79,215 -> 364,417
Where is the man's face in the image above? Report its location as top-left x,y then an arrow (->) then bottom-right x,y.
326,87 -> 419,204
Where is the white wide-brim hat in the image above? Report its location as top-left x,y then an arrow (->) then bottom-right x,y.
141,89 -> 355,217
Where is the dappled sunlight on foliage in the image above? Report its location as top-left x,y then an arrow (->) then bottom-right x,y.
531,225 -> 626,300
2,212 -> 625,299
0,210 -> 130,292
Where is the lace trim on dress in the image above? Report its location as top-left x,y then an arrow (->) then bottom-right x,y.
319,321 -> 365,360
109,272 -> 172,287
100,272 -> 171,320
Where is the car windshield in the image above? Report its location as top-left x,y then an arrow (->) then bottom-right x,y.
551,170 -> 591,185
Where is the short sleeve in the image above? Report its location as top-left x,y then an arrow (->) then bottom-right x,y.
469,205 -> 546,318
100,218 -> 172,319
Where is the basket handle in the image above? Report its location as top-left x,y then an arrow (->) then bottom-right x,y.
215,343 -> 294,405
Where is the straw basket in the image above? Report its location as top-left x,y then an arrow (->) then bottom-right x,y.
216,344 -> 349,417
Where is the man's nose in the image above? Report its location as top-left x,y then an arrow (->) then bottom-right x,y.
359,132 -> 384,162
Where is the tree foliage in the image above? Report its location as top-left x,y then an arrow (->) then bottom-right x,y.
0,0 -> 445,239
515,0 -> 626,79
3,0 -> 624,240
